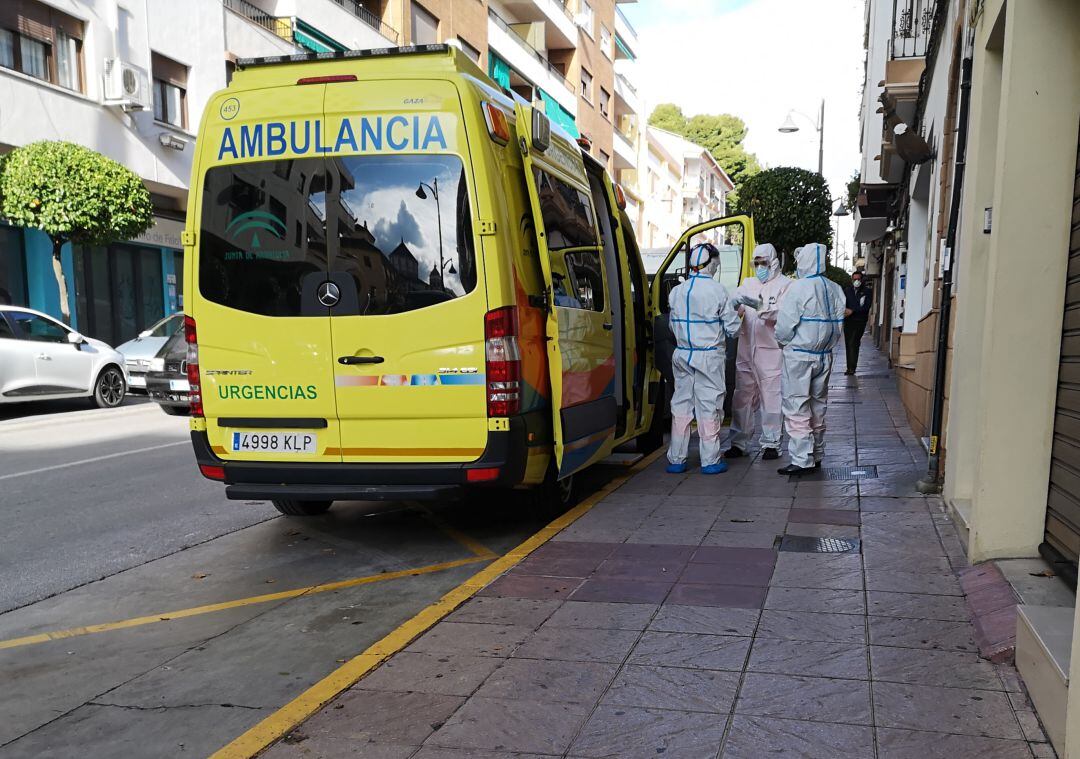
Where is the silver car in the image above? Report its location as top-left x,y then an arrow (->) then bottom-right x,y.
115,312 -> 185,393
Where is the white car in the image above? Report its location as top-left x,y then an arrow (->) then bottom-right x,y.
115,312 -> 185,392
0,306 -> 128,408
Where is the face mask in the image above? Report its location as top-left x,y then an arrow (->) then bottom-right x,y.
853,280 -> 863,288
755,265 -> 770,283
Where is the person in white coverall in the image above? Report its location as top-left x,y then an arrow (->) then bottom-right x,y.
774,242 -> 849,476
725,243 -> 790,461
666,243 -> 742,475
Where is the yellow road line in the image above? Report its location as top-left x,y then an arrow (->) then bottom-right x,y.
0,557 -> 489,651
211,448 -> 666,759
413,504 -> 498,560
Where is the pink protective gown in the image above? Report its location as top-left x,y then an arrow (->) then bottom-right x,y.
729,243 -> 790,452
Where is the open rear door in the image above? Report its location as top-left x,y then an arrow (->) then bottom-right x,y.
516,103 -> 617,478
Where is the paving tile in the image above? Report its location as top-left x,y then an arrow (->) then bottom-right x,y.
785,523 -> 862,539
725,495 -> 793,510
649,605 -> 760,636
299,689 -> 464,745
875,728 -> 1033,759
609,543 -> 696,562
445,597 -> 561,627
861,496 -> 933,512
474,658 -> 618,704
568,578 -> 673,604
788,508 -> 861,526
353,652 -> 503,696
701,531 -> 781,548
691,546 -> 778,565
735,673 -> 872,725
543,601 -> 657,631
722,715 -> 875,759
593,558 -> 684,582
764,586 -> 866,615
512,556 -> 601,578
568,704 -> 726,759
748,638 -> 869,679
264,737 -> 415,758
406,623 -> 533,658
666,583 -> 768,609
478,574 -> 583,601
756,609 -> 867,643
769,561 -> 865,591
513,625 -> 640,663
425,696 -> 590,754
870,646 -> 1003,690
865,569 -> 963,596
862,551 -> 953,574
625,528 -> 711,545
602,664 -> 740,713
529,541 -> 619,562
679,561 -> 774,586
868,613 -> 980,656
873,682 -> 1023,738
413,749 -> 553,759
791,496 -> 861,511
629,631 -> 751,671
866,591 -> 970,621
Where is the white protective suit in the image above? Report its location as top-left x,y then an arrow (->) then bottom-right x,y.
774,243 -> 847,469
729,243 -> 790,452
667,246 -> 743,467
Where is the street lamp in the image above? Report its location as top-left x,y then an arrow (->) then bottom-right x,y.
778,99 -> 825,176
415,178 -> 446,283
833,199 -> 850,270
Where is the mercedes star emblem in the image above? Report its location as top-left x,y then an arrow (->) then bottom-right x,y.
318,281 -> 340,307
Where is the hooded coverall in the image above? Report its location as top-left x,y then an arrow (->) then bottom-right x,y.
729,243 -> 790,452
667,247 -> 742,468
774,243 -> 847,469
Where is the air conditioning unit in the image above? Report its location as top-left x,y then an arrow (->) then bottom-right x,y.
103,58 -> 151,111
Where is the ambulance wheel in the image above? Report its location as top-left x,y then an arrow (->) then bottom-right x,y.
532,467 -> 576,515
272,499 -> 333,516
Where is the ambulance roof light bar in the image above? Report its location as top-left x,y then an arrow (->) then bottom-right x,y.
236,44 -> 450,70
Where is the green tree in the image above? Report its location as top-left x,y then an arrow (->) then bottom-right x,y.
0,141 -> 153,323
736,166 -> 847,283
648,104 -> 761,193
846,170 -> 860,212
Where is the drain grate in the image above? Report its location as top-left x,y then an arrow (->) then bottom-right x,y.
830,401 -> 864,405
777,535 -> 862,554
855,373 -> 892,379
794,465 -> 878,481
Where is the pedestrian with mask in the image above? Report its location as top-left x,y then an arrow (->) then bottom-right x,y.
666,243 -> 742,475
725,243 -> 790,461
843,271 -> 872,375
774,243 -> 849,476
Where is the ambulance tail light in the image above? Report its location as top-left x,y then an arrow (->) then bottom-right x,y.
184,315 -> 203,418
482,103 -> 510,146
199,464 -> 225,481
297,74 -> 358,85
484,307 -> 521,418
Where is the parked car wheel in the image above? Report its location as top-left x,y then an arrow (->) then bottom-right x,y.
271,499 -> 332,516
91,366 -> 126,409
160,405 -> 188,416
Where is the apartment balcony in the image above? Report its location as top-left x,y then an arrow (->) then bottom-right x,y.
498,0 -> 577,50
613,125 -> 637,171
614,6 -> 638,60
488,9 -> 577,115
613,72 -> 641,115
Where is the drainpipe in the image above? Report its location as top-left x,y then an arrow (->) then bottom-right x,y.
917,55 -> 973,494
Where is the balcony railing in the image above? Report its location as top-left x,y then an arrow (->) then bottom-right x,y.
326,0 -> 399,44
223,0 -> 293,43
615,72 -> 637,97
488,9 -> 572,91
615,5 -> 637,38
891,0 -> 935,59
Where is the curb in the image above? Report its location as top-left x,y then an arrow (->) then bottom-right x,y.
0,402 -> 160,432
209,447 -> 666,759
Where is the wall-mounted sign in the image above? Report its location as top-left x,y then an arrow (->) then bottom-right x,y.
983,207 -> 992,234
134,216 -> 184,249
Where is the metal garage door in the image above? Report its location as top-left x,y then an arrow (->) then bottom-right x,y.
1045,121 -> 1080,573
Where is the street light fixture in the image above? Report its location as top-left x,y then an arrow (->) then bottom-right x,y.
833,199 -> 851,270
415,178 -> 446,284
778,99 -> 825,176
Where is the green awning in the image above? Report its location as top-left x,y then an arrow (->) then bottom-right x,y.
615,34 -> 635,60
293,20 -> 346,54
488,52 -> 511,89
538,89 -> 579,138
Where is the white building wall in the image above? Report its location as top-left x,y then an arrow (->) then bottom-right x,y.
860,0 -> 892,182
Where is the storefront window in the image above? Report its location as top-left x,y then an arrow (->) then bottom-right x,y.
74,243 -> 166,345
0,226 -> 27,306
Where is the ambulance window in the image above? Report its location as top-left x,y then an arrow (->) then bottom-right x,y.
533,168 -> 599,250
328,154 -> 477,315
198,158 -> 328,317
563,250 -> 605,312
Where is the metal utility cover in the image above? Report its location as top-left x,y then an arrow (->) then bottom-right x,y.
795,465 -> 879,481
778,535 -> 862,554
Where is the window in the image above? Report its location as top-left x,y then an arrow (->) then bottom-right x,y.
533,168 -> 599,251
146,312 -> 184,338
200,155 -> 477,317
580,67 -> 592,102
0,227 -> 27,307
561,250 -> 605,312
9,311 -> 68,343
578,0 -> 594,36
599,149 -> 610,168
599,87 -> 610,119
411,3 -> 439,45
457,37 -> 480,63
0,314 -> 14,339
600,25 -> 612,58
0,2 -> 85,91
152,52 -> 188,129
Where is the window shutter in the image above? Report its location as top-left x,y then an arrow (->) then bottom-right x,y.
152,52 -> 187,88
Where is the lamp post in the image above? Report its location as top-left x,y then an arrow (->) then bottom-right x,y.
832,199 -> 850,270
415,177 -> 445,283
778,99 -> 825,176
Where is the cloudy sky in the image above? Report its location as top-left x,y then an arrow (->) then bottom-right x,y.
621,0 -> 865,200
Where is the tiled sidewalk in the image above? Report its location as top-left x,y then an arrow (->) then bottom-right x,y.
265,342 -> 1054,759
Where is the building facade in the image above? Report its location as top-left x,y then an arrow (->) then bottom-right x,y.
650,127 -> 732,238
856,0 -> 1080,753
0,0 -> 642,346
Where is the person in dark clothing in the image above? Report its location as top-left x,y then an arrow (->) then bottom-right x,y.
843,271 -> 872,375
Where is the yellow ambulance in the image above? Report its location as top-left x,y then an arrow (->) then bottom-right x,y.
183,44 -> 754,515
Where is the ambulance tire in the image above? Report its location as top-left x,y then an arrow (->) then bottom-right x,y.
532,467 -> 576,517
271,499 -> 333,516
